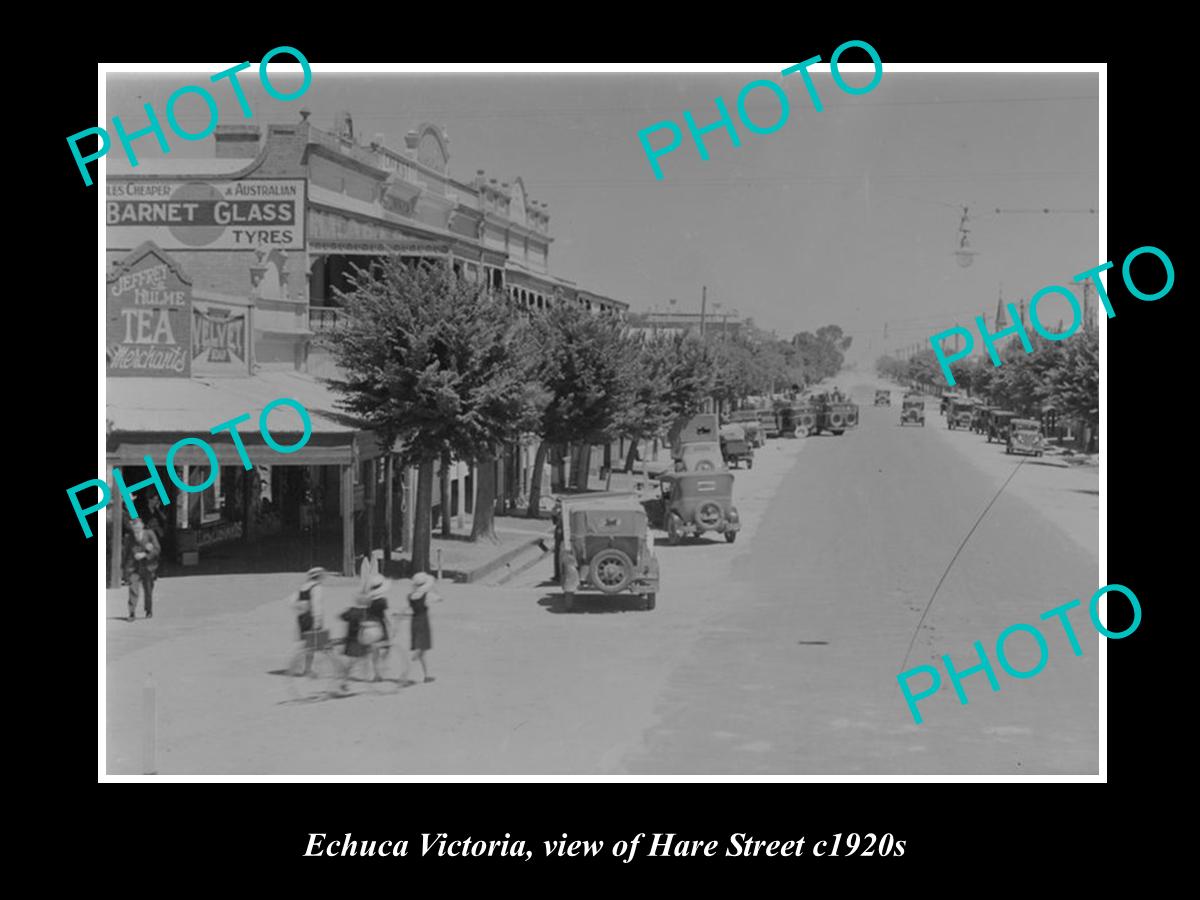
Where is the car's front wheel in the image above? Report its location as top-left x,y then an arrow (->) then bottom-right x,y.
667,514 -> 681,546
644,593 -> 656,611
725,530 -> 737,543
562,592 -> 575,612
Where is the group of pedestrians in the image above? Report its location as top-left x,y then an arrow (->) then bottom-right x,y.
289,565 -> 441,690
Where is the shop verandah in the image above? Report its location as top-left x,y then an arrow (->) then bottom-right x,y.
105,371 -> 393,587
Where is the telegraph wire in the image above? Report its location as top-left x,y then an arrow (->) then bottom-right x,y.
900,457 -> 1030,671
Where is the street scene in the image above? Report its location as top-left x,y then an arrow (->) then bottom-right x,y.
101,67 -> 1100,775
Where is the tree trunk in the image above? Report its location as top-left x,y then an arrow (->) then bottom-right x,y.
624,439 -> 640,473
439,450 -> 453,537
470,452 -> 499,542
603,441 -> 612,475
382,453 -> 393,564
573,444 -> 592,490
411,459 -> 435,575
527,441 -> 548,518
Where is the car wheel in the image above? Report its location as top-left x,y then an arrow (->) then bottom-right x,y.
644,593 -> 656,611
697,502 -> 723,531
747,459 -> 753,469
667,515 -> 681,546
725,530 -> 737,543
589,548 -> 635,594
1005,446 -> 1011,454
562,592 -> 575,612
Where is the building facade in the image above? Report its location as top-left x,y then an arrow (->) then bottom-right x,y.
105,108 -> 629,579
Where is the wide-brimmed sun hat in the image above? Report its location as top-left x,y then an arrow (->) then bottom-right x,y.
366,575 -> 388,600
302,566 -> 326,587
410,571 -> 435,598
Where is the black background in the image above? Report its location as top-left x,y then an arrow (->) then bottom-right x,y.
36,14 -> 1178,882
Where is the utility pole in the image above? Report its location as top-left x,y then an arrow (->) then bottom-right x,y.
700,285 -> 707,338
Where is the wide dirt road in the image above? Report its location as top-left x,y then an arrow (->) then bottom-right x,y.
622,380 -> 1099,774
106,381 -> 1099,775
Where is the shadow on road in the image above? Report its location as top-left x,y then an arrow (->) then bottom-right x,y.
537,594 -> 651,614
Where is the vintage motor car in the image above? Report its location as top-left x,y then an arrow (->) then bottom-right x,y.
791,404 -> 818,437
557,496 -> 660,612
874,389 -> 891,406
669,413 -> 718,453
1006,419 -> 1045,456
812,395 -> 859,436
777,406 -> 796,437
658,470 -> 741,545
947,399 -> 975,430
676,441 -> 723,472
900,397 -> 925,426
940,391 -> 960,416
719,423 -> 754,469
728,410 -> 765,447
987,410 -> 1017,444
755,409 -> 781,439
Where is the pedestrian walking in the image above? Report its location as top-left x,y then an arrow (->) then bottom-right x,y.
403,572 -> 441,685
123,518 -> 161,622
338,589 -> 372,690
288,566 -> 327,675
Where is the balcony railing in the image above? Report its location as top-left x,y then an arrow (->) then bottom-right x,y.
309,306 -> 344,333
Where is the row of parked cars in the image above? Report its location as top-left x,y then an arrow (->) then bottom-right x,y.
940,393 -> 1046,456
552,387 -> 866,612
554,402 -> 814,613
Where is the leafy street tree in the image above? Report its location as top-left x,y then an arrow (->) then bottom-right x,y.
613,335 -> 672,473
323,256 -> 534,571
1045,328 -> 1098,424
792,326 -> 852,384
875,326 -> 1098,447
525,304 -> 635,516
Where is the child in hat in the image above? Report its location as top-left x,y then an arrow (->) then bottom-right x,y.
289,567 -> 326,675
403,572 -> 442,685
339,574 -> 394,687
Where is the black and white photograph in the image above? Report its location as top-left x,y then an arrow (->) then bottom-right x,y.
95,60 -> 1104,778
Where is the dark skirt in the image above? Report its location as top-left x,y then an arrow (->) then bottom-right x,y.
410,612 -> 432,651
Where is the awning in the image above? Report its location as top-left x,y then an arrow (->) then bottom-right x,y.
106,369 -> 385,467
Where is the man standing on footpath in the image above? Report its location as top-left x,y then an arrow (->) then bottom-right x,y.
123,518 -> 161,622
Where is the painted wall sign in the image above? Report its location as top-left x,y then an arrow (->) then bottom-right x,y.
192,300 -> 250,374
106,179 -> 305,251
106,242 -> 192,377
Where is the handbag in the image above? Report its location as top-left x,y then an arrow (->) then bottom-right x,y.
359,620 -> 384,646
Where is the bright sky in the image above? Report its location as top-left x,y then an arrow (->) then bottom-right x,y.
108,69 -> 1099,366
